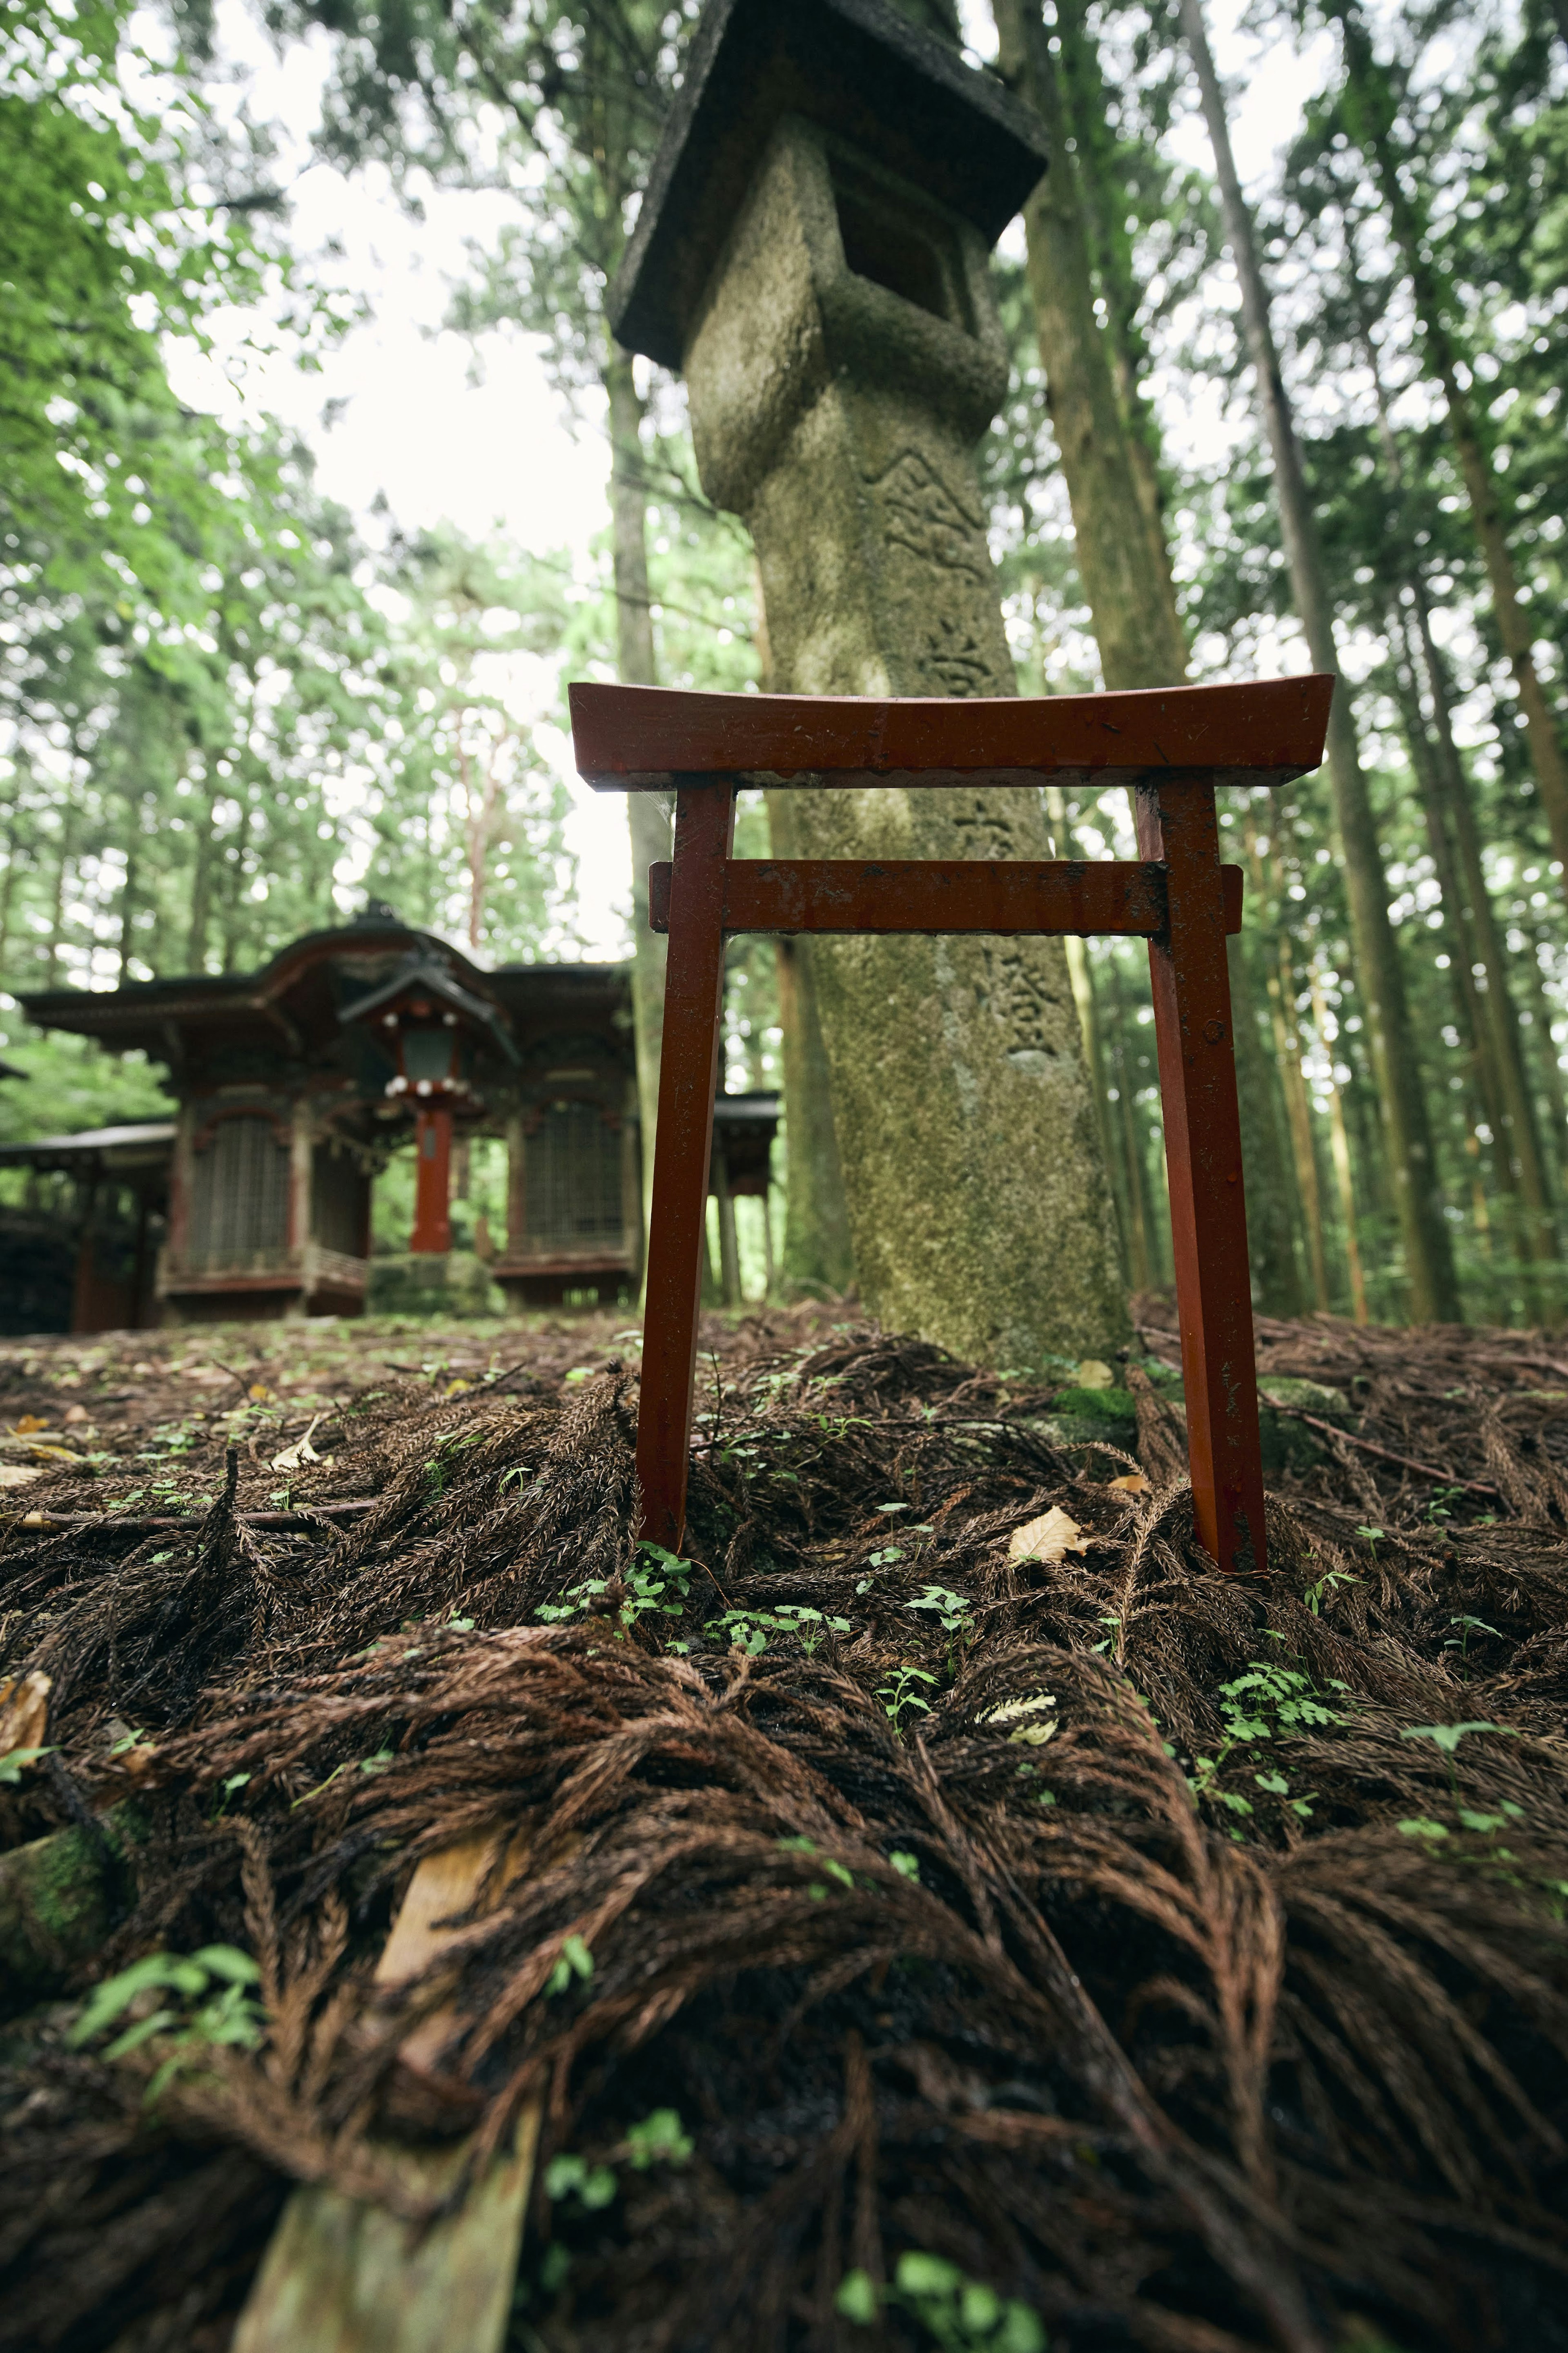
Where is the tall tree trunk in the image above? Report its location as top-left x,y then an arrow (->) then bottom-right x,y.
1517,920 -> 1568,1186
117,794 -> 143,986
991,0 -> 1188,691
1104,959 -> 1145,1293
1179,0 -> 1459,1320
187,789 -> 217,972
221,802 -> 252,975
605,348 -> 672,1247
0,810 -> 22,983
1045,786 -> 1135,1285
1270,936 -> 1332,1312
1345,232 -> 1559,1284
1055,0 -> 1178,613
1390,604 -> 1553,1280
1243,812 -> 1332,1309
1417,612 -> 1557,1270
1307,958 -> 1372,1322
46,803 -> 76,985
759,570 -> 854,1296
769,812 -> 856,1297
1230,932 -> 1306,1316
1329,0 -> 1568,873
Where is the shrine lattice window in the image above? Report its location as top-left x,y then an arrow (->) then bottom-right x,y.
187,1117 -> 290,1269
523,1104 -> 623,1245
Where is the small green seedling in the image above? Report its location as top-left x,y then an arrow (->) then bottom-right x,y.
879,1664 -> 938,1729
544,2152 -> 617,2209
708,1604 -> 849,1656
907,1584 -> 974,1637
1189,1660 -> 1343,1833
1303,1567 -> 1362,1617
547,1934 -> 595,1997
837,2251 -> 1046,2349
1444,1614 -> 1501,1659
623,2108 -> 693,2169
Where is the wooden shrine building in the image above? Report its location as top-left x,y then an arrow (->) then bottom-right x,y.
1,911 -> 776,1331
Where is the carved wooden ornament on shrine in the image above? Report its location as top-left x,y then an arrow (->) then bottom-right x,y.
571,671 -> 1335,1581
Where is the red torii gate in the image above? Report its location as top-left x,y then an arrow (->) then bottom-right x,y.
570,675 -> 1334,1580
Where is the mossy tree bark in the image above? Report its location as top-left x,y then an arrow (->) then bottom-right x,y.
1179,0 -> 1460,1321
990,0 -> 1189,693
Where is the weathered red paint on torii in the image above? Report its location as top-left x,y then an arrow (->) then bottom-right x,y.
570,674 -> 1335,1580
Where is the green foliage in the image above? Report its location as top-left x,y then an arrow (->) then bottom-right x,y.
0,0 -> 273,599
546,1932 -> 594,1997
907,1584 -> 976,1638
543,2105 -> 691,2218
535,1543 -> 695,1639
623,2108 -> 693,2169
543,2151 -> 617,2209
1399,1721 -> 1516,1758
1190,1659 -> 1345,1829
837,2253 -> 1047,2349
707,1604 -> 851,1656
68,1943 -> 265,2096
879,1664 -> 939,1729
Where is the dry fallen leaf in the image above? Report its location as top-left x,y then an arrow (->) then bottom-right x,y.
1008,1507 -> 1089,1566
272,1414 -> 325,1473
12,1414 -> 48,1434
63,1404 -> 89,1425
249,1382 -> 273,1402
1107,1472 -> 1152,1495
445,1377 -> 472,1398
0,1670 -> 51,1756
1074,1361 -> 1115,1391
0,1464 -> 43,1490
978,1693 -> 1058,1746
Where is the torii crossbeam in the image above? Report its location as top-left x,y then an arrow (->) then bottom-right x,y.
571,675 -> 1334,1580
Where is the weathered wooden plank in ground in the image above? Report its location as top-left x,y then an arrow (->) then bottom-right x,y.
233,1828 -> 541,2353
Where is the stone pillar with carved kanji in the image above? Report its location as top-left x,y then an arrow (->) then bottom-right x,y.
609,0 -> 1127,1363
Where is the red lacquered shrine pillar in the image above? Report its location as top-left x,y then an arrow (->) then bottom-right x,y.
410,1104 -> 454,1254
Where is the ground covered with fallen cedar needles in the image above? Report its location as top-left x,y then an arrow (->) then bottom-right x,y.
2,1299 -> 1568,2353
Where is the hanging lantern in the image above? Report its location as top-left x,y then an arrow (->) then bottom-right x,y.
380,999 -> 470,1102
341,955 -> 518,1256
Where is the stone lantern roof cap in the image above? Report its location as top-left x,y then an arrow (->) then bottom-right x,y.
609,0 -> 1049,369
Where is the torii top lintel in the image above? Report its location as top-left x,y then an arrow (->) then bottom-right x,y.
568,676 -> 1337,795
